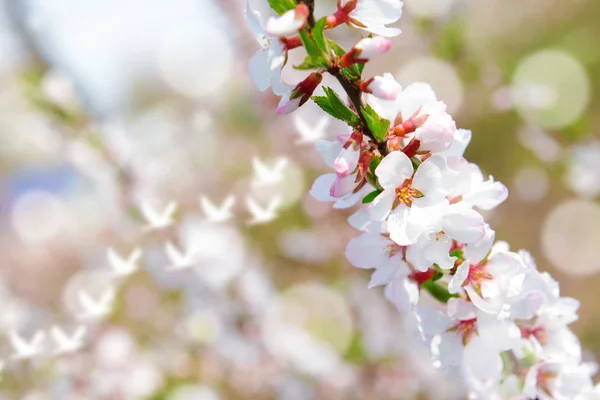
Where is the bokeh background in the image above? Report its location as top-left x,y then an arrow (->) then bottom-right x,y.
0,0 -> 599,398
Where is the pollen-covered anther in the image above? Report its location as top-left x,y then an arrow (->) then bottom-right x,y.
464,263 -> 493,295
395,185 -> 417,207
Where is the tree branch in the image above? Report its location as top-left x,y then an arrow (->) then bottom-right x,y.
329,67 -> 388,155
299,0 -> 315,28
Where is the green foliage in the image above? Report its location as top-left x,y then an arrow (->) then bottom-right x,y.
344,333 -> 369,364
299,29 -> 321,58
312,17 -> 328,53
421,281 -> 459,303
328,39 -> 346,57
328,40 -> 363,81
410,156 -> 422,169
313,87 -> 361,126
450,249 -> 464,259
434,20 -> 465,61
368,156 -> 382,175
432,271 -> 444,282
295,55 -> 329,70
362,189 -> 382,204
268,0 -> 296,15
361,104 -> 390,142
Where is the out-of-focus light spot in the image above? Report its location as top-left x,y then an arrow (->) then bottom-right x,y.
542,199 -> 600,276
180,219 -> 245,289
237,267 -> 274,316
262,283 -> 354,376
127,359 -> 164,398
517,125 -> 561,164
40,69 -> 80,110
278,229 -> 333,263
565,142 -> 600,199
513,166 -> 549,202
251,159 -> 305,208
180,309 -> 222,344
94,328 -> 137,368
62,268 -> 115,318
512,49 -> 590,129
157,23 -> 233,100
21,392 -> 48,400
125,284 -> 160,320
395,57 -> 463,115
0,299 -> 29,331
167,385 -> 220,400
11,190 -> 69,243
490,86 -> 513,112
404,0 -> 455,18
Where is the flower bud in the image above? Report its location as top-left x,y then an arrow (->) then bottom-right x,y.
325,0 -> 357,28
267,4 -> 310,37
339,36 -> 391,67
387,135 -> 404,151
276,72 -> 323,115
359,73 -> 400,100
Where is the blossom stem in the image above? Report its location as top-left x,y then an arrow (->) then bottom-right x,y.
298,0 -> 315,28
329,67 -> 388,155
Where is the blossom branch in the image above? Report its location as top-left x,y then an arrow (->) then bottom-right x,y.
245,0 -> 598,397
328,66 -> 388,155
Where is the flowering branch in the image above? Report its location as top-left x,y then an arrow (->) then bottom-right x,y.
245,0 -> 598,398
328,66 -> 388,155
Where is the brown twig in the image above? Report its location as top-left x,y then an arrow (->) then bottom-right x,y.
328,67 -> 388,155
299,0 -> 316,28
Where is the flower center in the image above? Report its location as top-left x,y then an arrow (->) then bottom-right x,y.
385,241 -> 402,257
465,263 -> 493,295
395,186 -> 417,207
408,268 -> 436,287
520,325 -> 548,346
536,367 -> 558,397
448,318 -> 478,346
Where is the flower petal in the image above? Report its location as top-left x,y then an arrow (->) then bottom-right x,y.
368,189 -> 396,221
442,206 -> 486,243
375,151 -> 413,189
309,173 -> 336,202
388,206 -> 421,245
345,233 -> 393,269
248,50 -> 271,92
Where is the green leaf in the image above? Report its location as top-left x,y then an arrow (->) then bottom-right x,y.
449,249 -> 464,259
410,156 -> 422,169
299,29 -> 321,58
326,40 -> 362,81
361,104 -> 390,142
328,40 -> 346,57
341,64 -> 362,81
368,156 -> 381,175
421,281 -> 459,304
294,55 -> 328,70
312,87 -> 360,126
362,189 -> 382,204
432,272 -> 444,282
312,17 -> 328,53
268,0 -> 297,15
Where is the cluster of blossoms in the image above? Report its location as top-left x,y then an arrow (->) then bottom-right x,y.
245,0 -> 599,398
